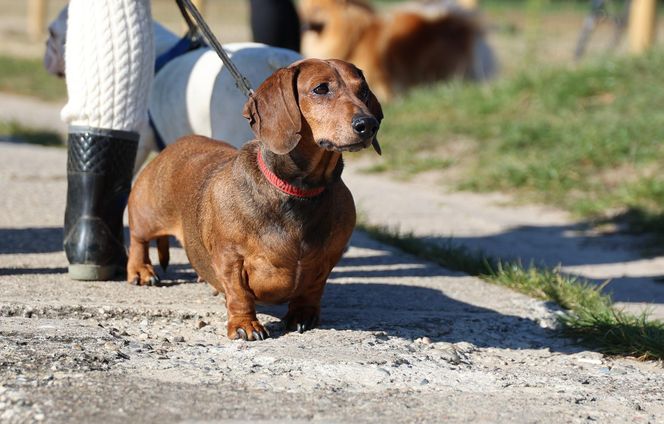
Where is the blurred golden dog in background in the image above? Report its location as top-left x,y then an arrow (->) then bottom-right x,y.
299,0 -> 497,101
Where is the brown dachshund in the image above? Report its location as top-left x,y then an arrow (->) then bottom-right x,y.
126,59 -> 383,341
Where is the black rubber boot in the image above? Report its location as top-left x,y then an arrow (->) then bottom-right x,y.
64,126 -> 138,281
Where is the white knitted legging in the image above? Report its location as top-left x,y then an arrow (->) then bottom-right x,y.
61,0 -> 154,133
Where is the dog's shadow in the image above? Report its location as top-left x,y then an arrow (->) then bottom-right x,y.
0,227 -> 573,352
162,232 -> 575,352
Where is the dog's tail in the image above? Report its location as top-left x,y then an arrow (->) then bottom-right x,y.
157,236 -> 170,271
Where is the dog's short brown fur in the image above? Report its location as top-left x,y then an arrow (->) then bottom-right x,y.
300,0 -> 480,101
127,59 -> 382,341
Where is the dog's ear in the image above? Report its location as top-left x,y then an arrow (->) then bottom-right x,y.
243,67 -> 301,155
366,88 -> 383,125
366,88 -> 383,155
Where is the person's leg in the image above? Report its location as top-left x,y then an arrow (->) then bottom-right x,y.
62,0 -> 154,280
249,0 -> 301,52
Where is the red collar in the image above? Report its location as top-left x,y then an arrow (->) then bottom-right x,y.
257,150 -> 325,198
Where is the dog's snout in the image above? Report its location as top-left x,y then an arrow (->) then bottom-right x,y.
351,115 -> 379,140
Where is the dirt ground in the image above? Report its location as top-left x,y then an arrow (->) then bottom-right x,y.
1,134 -> 664,424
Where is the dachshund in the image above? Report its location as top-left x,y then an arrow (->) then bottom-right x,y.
299,0 -> 497,101
126,59 -> 383,341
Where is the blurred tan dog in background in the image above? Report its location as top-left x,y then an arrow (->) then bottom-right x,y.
299,0 -> 497,101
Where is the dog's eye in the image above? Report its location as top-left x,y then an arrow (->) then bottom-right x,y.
305,21 -> 325,34
313,83 -> 329,95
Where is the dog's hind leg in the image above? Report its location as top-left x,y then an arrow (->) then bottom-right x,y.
156,236 -> 170,271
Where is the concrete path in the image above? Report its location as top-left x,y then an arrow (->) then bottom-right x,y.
345,164 -> 664,319
1,142 -> 664,423
0,94 -> 66,137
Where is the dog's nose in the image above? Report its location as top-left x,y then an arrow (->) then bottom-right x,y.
352,115 -> 379,140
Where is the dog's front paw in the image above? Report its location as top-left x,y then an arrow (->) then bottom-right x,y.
227,318 -> 270,341
127,263 -> 160,286
284,307 -> 320,333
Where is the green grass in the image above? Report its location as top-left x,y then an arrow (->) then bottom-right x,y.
360,223 -> 664,360
0,55 -> 67,102
373,49 -> 664,234
0,121 -> 63,146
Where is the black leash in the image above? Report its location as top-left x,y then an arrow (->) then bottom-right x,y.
175,0 -> 203,40
176,0 -> 254,98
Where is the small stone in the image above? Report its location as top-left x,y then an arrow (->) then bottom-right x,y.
574,352 -> 603,365
34,413 -> 45,421
416,337 -> 432,345
374,332 -> 389,341
376,367 -> 390,378
173,336 -> 185,343
440,349 -> 462,365
420,378 -> 429,385
127,341 -> 142,351
196,320 -> 208,329
577,357 -> 602,365
138,333 -> 149,341
453,342 -> 476,353
139,319 -> 149,329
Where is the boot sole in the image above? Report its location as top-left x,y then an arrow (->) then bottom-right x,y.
68,264 -> 119,281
